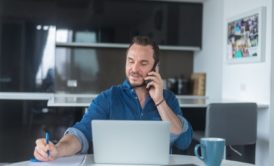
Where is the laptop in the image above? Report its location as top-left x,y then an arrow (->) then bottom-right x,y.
91,120 -> 170,165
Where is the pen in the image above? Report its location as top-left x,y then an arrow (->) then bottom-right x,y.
45,130 -> 50,157
30,130 -> 49,162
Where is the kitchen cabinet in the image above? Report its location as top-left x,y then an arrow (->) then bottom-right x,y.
55,0 -> 203,50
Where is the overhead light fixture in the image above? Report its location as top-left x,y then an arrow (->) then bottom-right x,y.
43,26 -> 49,31
36,25 -> 42,30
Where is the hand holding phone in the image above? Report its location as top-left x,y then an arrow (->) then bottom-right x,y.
144,62 -> 157,86
144,64 -> 164,104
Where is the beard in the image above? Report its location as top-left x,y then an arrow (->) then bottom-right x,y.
127,72 -> 146,88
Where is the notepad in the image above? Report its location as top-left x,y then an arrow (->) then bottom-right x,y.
28,155 -> 85,166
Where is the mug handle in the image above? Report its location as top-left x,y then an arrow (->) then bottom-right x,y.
194,144 -> 205,161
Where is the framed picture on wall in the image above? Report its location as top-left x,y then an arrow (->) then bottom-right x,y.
226,7 -> 266,64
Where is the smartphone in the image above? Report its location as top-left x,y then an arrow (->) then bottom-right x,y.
144,62 -> 158,85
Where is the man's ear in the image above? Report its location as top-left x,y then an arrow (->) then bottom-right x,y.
155,65 -> 159,72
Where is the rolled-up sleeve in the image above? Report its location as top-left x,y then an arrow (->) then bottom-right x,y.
64,127 -> 89,154
170,115 -> 189,143
164,91 -> 193,150
173,118 -> 193,150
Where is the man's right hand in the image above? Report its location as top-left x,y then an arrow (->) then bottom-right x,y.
33,138 -> 58,161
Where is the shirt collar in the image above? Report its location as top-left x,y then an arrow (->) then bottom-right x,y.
122,80 -> 133,90
121,80 -> 153,102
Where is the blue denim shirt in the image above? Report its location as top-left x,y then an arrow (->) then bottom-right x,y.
65,80 -> 192,153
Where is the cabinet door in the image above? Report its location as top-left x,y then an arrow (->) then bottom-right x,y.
0,21 -> 52,92
0,22 -> 24,91
55,0 -> 203,48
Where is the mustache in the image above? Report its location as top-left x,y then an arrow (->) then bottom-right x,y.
129,72 -> 143,77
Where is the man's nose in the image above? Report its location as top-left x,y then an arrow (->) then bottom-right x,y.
132,63 -> 139,72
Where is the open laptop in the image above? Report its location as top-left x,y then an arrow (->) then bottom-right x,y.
91,120 -> 170,165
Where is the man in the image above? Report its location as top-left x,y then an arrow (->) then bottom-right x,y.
34,36 -> 192,161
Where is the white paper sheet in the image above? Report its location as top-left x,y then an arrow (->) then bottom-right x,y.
28,155 -> 85,166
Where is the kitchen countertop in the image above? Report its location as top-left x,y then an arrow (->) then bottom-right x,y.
47,94 -> 209,108
0,92 -> 268,109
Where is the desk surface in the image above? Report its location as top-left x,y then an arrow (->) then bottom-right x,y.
7,154 -> 255,166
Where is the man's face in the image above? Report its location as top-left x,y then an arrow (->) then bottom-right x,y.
125,44 -> 155,87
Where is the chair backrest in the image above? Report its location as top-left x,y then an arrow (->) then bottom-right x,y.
205,103 -> 257,146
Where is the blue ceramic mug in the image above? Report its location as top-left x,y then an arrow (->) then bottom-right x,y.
194,137 -> 225,166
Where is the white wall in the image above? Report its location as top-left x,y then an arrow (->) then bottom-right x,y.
222,0 -> 271,105
194,0 -> 273,165
269,0 -> 274,165
193,0 -> 223,101
223,1 -> 272,165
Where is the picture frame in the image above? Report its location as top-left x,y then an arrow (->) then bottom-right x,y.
226,7 -> 266,64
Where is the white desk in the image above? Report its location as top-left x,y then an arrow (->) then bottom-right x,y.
6,154 -> 255,166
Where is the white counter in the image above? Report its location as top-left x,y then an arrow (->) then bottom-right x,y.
0,92 -> 52,100
0,92 -> 268,109
46,94 -> 209,108
47,94 -> 268,109
47,94 -> 97,107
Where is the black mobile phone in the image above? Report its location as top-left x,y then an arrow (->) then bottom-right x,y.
144,62 -> 157,85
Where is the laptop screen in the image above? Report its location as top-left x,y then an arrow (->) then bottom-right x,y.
92,120 -> 170,165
